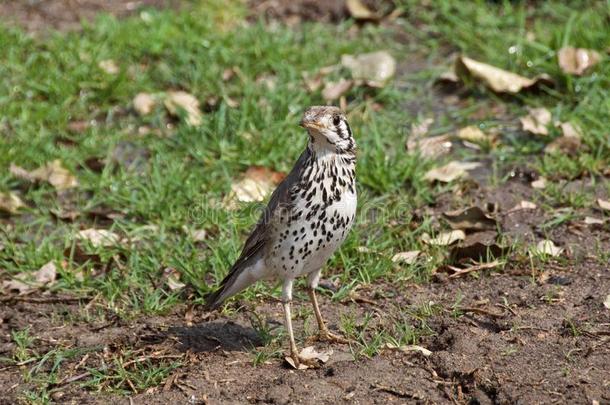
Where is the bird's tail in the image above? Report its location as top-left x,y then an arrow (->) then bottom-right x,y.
203,283 -> 229,311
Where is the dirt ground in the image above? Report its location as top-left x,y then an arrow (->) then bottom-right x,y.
0,0 -> 181,32
2,179 -> 609,404
1,1 -> 609,404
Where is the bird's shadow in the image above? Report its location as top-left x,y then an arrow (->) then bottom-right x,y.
168,320 -> 264,353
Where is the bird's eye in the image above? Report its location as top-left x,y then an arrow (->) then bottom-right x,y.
332,116 -> 341,126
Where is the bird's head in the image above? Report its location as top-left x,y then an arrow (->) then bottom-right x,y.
299,106 -> 355,155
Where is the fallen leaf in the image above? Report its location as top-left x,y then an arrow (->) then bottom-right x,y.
133,92 -> 156,116
509,200 -> 537,211
407,134 -> 452,158
76,229 -> 120,248
322,79 -> 353,101
99,59 -> 119,75
533,240 -> 563,257
341,51 -> 396,87
2,278 -> 32,295
183,226 -> 207,242
0,192 -> 25,214
424,161 -> 481,183
34,261 -> 57,285
164,91 -> 202,126
584,216 -> 605,225
226,166 -> 286,208
544,135 -> 581,154
597,199 -> 610,211
346,0 -> 380,21
421,230 -> 465,246
163,267 -> 186,291
2,261 -> 57,294
384,343 -> 432,356
457,126 -> 488,143
450,242 -> 508,263
67,120 -> 90,133
558,47 -> 601,76
520,107 -> 552,135
442,206 -> 497,231
455,55 -> 553,93
604,295 -> 610,310
531,177 -> 547,189
391,250 -> 420,265
557,122 -> 582,139
409,118 -> 434,139
285,346 -> 332,370
11,160 -> 78,191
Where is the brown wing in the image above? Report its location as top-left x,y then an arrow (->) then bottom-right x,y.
204,148 -> 311,309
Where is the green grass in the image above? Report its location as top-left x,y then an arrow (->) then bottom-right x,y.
0,0 -> 609,399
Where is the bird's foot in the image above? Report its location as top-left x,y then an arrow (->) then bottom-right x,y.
308,328 -> 350,344
284,346 -> 333,370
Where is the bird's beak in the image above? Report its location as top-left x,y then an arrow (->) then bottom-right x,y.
299,119 -> 321,130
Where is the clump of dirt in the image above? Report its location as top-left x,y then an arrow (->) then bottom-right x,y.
0,0 -> 181,32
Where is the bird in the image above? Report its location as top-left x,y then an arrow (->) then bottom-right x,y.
204,106 -> 357,367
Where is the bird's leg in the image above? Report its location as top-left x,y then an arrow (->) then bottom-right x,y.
282,279 -> 316,367
306,271 -> 349,344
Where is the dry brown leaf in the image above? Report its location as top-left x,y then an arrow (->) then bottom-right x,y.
520,107 -> 552,135
424,161 -> 481,183
2,261 -> 57,294
534,240 -> 563,257
0,191 -> 25,214
558,47 -> 601,76
409,118 -> 434,139
2,278 -> 32,295
133,92 -> 156,116
544,135 -> 581,155
341,51 -> 396,88
391,250 -> 420,265
597,199 -> 610,211
457,126 -> 488,143
226,166 -> 286,208
164,91 -> 202,126
557,122 -> 582,139
407,134 -> 452,159
322,79 -> 353,101
285,346 -> 332,370
99,59 -> 119,75
443,206 -> 497,231
163,267 -> 186,291
584,216 -> 605,225
450,242 -> 508,263
77,229 -> 120,248
531,177 -> 547,189
455,55 -> 552,93
604,295 -> 610,310
182,226 -> 207,242
510,200 -> 538,212
421,230 -> 465,246
11,160 -> 78,191
346,0 -> 379,21
35,261 -> 57,285
384,343 -> 432,356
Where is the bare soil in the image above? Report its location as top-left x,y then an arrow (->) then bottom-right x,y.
0,0 -> 181,33
1,178 -> 609,404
